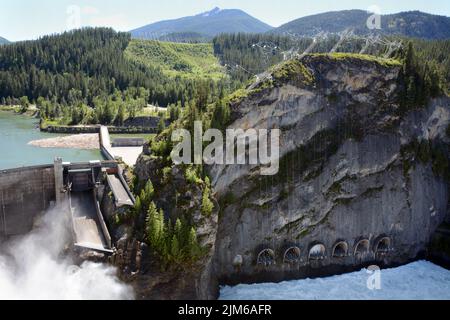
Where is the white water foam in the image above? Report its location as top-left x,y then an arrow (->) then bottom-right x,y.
220,261 -> 450,300
0,206 -> 134,300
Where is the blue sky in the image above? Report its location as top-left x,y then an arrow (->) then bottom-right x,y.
1,0 -> 449,41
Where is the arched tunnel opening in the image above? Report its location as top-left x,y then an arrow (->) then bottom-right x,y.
309,243 -> 326,261
283,247 -> 301,264
354,239 -> 370,258
375,237 -> 391,255
257,249 -> 276,267
332,241 -> 348,258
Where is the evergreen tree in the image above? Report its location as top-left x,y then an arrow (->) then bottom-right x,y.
201,184 -> 214,217
19,96 -> 29,112
210,100 -> 230,130
134,195 -> 142,216
146,202 -> 165,249
187,227 -> 200,258
170,235 -> 180,261
157,117 -> 166,134
115,103 -> 126,126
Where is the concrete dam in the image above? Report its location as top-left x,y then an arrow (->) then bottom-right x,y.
0,158 -> 135,254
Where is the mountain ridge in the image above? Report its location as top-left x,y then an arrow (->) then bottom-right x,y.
130,7 -> 273,42
271,9 -> 450,40
0,37 -> 9,45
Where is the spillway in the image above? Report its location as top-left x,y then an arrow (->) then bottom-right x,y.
0,158 -> 135,255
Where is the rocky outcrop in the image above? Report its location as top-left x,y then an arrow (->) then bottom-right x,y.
115,155 -> 219,300
209,54 -> 450,284
128,54 -> 450,298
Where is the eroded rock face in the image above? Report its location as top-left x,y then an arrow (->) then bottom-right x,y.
117,156 -> 219,300
210,55 -> 450,284
128,55 -> 450,297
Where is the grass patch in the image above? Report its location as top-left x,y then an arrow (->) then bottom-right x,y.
125,39 -> 226,80
271,59 -> 315,85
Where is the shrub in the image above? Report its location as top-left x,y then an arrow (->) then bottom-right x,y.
201,184 -> 214,217
185,166 -> 202,185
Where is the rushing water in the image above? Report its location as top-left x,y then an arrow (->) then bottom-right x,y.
0,112 -> 133,299
220,261 -> 450,300
0,111 -> 102,170
0,205 -> 134,300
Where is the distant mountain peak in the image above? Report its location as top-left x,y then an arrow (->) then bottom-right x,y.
199,7 -> 222,17
131,7 -> 273,42
0,36 -> 9,45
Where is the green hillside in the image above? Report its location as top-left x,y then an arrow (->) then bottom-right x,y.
125,39 -> 225,80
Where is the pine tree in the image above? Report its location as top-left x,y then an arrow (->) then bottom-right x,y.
157,117 -> 166,134
187,227 -> 200,258
139,179 -> 155,211
144,179 -> 155,199
115,103 -> 126,126
146,202 -> 164,249
134,195 -> 142,216
210,100 -> 230,131
174,218 -> 183,242
19,96 -> 29,112
170,235 -> 180,262
201,184 -> 214,217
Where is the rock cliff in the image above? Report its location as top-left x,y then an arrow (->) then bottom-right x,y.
210,54 -> 450,284
131,54 -> 450,297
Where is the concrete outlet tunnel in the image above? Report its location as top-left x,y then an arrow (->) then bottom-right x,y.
332,241 -> 349,258
354,239 -> 370,256
283,247 -> 301,264
257,249 -> 276,266
309,243 -> 326,261
250,236 -> 394,268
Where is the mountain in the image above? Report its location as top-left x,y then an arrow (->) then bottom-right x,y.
130,7 -> 273,42
272,10 -> 450,40
0,37 -> 9,45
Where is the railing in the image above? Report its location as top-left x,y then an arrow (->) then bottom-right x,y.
92,189 -> 112,249
117,165 -> 136,204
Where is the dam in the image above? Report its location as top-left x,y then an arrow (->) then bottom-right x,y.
0,157 -> 135,254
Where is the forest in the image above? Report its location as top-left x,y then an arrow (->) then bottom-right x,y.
213,33 -> 450,94
0,28 -> 231,125
0,28 -> 449,127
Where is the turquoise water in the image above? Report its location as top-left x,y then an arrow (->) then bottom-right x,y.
0,111 -> 102,170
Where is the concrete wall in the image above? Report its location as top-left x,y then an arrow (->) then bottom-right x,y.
0,165 -> 55,236
46,124 -> 158,134
112,138 -> 145,147
99,126 -> 114,161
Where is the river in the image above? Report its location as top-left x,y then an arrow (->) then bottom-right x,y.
220,261 -> 450,300
0,111 -> 102,170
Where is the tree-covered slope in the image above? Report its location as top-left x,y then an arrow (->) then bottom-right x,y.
0,28 -> 160,103
0,28 -> 231,126
213,33 -> 450,93
0,37 -> 9,45
272,10 -> 450,40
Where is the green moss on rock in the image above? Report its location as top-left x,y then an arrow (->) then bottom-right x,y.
272,59 -> 314,86
312,52 -> 402,67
